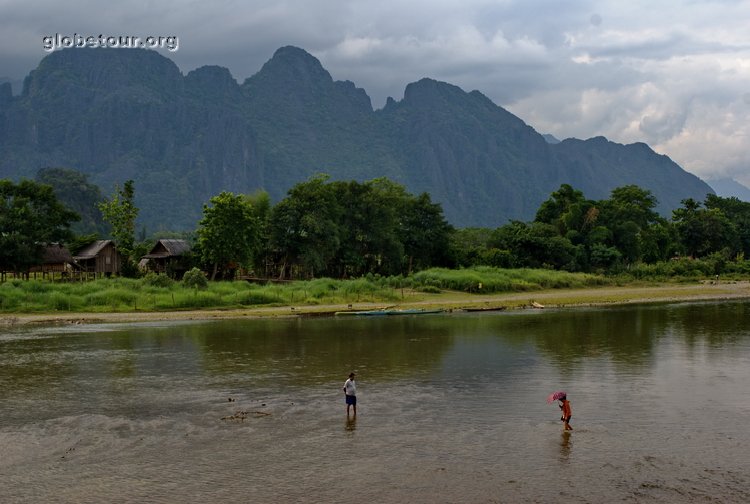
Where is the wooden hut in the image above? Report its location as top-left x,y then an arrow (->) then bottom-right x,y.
73,240 -> 122,278
141,239 -> 191,278
29,243 -> 75,279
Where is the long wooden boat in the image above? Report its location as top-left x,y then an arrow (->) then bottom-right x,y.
334,308 -> 444,316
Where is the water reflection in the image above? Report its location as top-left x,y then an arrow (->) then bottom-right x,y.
345,415 -> 357,432
493,306 -> 666,369
559,431 -> 572,462
667,300 -> 750,346
3,301 -> 750,403
166,317 -> 458,385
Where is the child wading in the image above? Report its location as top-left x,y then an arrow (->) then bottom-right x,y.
559,395 -> 572,430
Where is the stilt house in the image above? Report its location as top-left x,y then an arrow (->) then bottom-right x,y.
73,240 -> 122,277
142,239 -> 192,278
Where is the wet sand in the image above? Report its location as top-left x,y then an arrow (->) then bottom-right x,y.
2,280 -> 749,326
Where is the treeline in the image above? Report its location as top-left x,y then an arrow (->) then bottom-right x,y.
197,175 -> 452,280
198,180 -> 750,279
3,170 -> 750,280
453,184 -> 750,275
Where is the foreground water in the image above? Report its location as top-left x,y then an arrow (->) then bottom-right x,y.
1,300 -> 749,503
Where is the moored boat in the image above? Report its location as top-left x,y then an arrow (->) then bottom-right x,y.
334,308 -> 444,316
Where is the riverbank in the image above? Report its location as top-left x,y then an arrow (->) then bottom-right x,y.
2,280 -> 748,326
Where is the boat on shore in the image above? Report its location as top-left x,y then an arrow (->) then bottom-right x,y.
334,308 -> 444,316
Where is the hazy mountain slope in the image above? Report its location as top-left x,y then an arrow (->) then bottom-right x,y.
708,178 -> 750,202
550,136 -> 713,215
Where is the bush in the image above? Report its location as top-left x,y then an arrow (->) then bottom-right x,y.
415,285 -> 441,294
235,290 -> 283,305
143,272 -> 175,288
182,267 -> 208,290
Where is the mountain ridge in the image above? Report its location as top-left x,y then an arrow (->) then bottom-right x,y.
0,46 -> 714,230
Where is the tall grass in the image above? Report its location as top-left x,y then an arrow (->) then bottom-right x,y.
409,266 -> 607,293
617,257 -> 750,281
0,266 -> 609,314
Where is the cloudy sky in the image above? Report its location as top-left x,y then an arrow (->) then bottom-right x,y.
1,0 -> 748,186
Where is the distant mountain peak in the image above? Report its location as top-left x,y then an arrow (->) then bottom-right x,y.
243,45 -> 372,115
187,65 -> 235,82
185,65 -> 241,102
402,78 -> 467,105
248,45 -> 333,88
25,47 -> 182,97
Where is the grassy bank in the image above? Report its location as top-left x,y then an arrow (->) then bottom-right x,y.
0,267 -> 607,314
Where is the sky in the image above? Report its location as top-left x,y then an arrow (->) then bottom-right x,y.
1,0 -> 749,186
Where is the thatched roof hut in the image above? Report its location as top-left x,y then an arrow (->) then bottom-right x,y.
29,243 -> 74,275
142,239 -> 192,278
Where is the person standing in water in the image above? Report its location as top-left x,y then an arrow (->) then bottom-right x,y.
559,395 -> 572,430
343,372 -> 357,416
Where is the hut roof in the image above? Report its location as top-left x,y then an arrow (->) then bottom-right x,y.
73,240 -> 115,260
42,243 -> 73,264
144,239 -> 191,259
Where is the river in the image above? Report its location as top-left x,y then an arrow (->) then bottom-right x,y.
1,300 -> 749,502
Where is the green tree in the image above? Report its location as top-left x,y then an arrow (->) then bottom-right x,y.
672,198 -> 736,258
535,184 -> 595,236
246,190 -> 273,278
491,221 -> 576,269
597,185 -> 665,264
98,180 -> 139,276
399,191 -> 454,273
269,175 -> 342,279
639,221 -> 679,263
0,179 -> 79,275
268,176 -> 454,278
704,194 -> 750,257
449,227 -> 494,267
604,185 -> 660,229
35,167 -> 106,235
197,191 -> 259,280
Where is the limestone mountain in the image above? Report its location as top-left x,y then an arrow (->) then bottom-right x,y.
0,46 -> 714,230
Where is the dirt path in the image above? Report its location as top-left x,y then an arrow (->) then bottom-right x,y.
2,281 -> 749,327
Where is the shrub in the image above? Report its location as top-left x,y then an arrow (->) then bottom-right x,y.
235,290 -> 283,305
183,267 -> 208,290
143,272 -> 175,288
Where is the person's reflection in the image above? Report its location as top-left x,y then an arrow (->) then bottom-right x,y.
559,431 -> 572,461
345,415 -> 357,432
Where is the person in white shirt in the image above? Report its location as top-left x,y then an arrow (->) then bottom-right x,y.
343,372 -> 357,416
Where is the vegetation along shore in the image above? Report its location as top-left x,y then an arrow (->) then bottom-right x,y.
5,164 -> 750,331
2,268 -> 749,326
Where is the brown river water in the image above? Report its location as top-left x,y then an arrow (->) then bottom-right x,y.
1,300 -> 749,503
